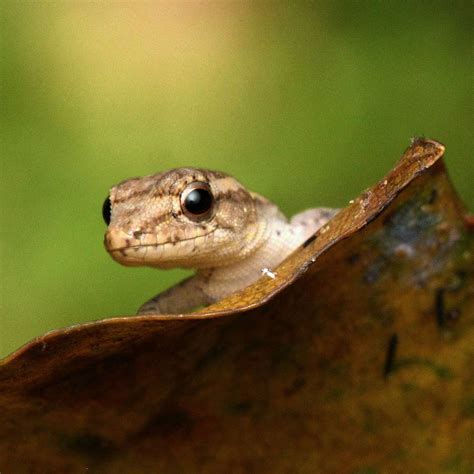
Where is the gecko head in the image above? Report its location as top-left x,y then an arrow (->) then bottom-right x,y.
103,168 -> 262,269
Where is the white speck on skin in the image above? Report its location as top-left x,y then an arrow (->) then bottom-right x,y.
261,268 -> 277,279
349,199 -> 355,204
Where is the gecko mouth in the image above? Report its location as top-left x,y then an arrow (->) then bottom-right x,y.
106,228 -> 218,252
105,227 -> 220,267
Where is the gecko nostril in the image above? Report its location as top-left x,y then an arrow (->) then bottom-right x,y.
133,230 -> 143,239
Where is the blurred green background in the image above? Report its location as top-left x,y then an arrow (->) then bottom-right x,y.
1,2 -> 472,358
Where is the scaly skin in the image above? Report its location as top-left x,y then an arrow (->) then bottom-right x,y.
103,168 -> 338,314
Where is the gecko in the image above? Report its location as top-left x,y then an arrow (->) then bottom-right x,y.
102,168 -> 338,314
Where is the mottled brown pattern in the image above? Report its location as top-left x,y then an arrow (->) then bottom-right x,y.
103,167 -> 270,269
213,187 -> 253,204
113,188 -> 156,204
112,175 -> 165,203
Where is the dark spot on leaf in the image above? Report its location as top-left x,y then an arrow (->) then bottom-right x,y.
193,340 -> 228,371
284,377 -> 306,396
138,408 -> 193,438
384,334 -> 398,378
435,288 -> 445,328
347,253 -> 360,265
228,400 -> 252,414
302,234 -> 317,248
61,433 -> 116,460
428,188 -> 438,204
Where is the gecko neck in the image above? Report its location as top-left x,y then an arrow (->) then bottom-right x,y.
199,209 -> 304,301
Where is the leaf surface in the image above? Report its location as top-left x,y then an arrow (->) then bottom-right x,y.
1,139 -> 472,473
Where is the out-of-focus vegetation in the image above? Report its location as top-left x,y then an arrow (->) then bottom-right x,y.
0,2 -> 472,357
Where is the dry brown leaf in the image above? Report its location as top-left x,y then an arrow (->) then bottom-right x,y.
1,138 -> 472,473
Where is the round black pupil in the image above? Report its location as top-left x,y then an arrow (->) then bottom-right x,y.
102,197 -> 111,225
184,188 -> 213,215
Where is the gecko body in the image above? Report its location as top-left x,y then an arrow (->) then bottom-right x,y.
103,168 -> 338,314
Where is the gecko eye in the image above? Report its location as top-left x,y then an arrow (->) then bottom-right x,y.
102,197 -> 112,225
180,182 -> 214,221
